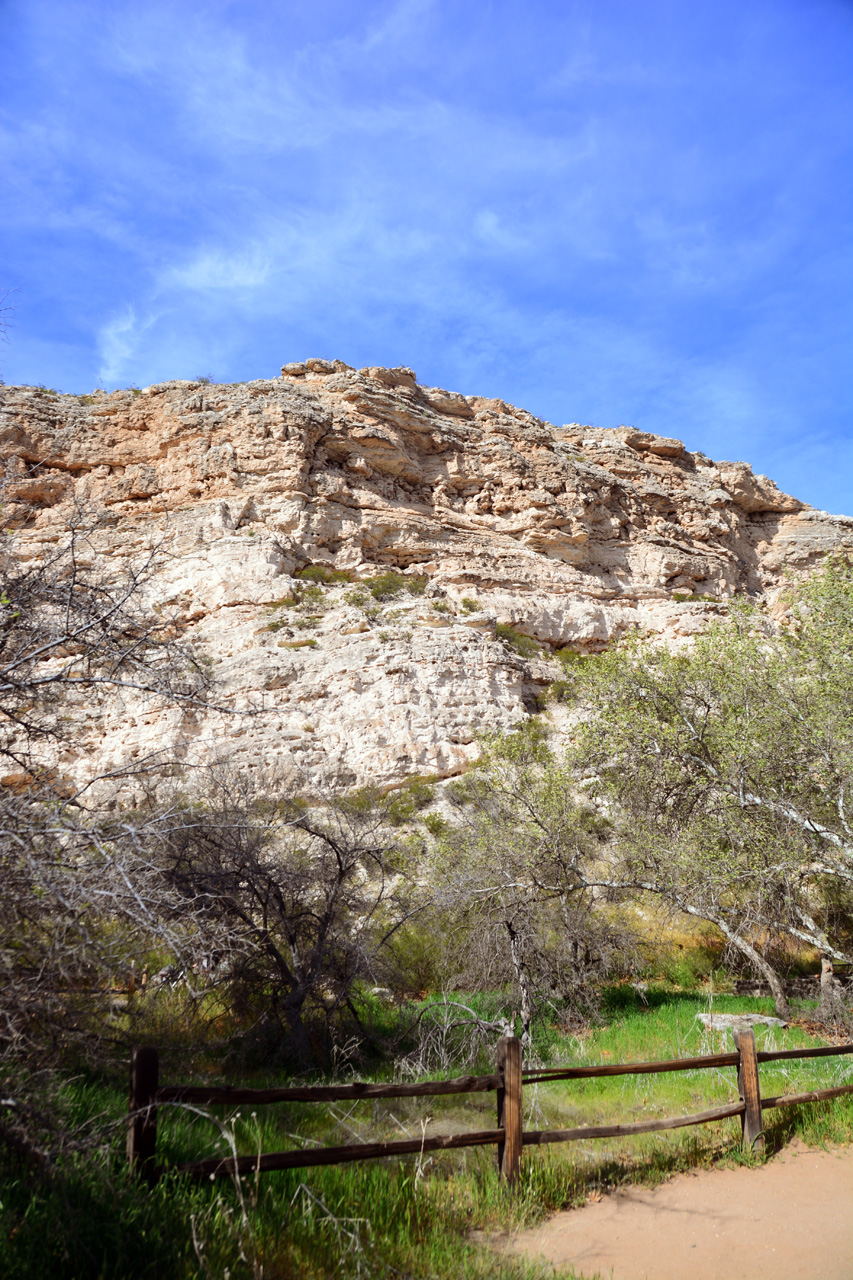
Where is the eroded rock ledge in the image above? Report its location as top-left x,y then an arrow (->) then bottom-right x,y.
1,361 -> 850,792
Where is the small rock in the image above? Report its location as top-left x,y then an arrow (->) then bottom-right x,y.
696,1012 -> 787,1032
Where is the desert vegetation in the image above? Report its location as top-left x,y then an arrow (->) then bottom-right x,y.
1,507 -> 851,1278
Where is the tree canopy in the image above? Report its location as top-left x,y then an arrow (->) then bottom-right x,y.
563,557 -> 853,1014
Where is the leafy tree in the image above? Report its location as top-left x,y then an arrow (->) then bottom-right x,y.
564,557 -> 853,1017
432,724 -> 634,1049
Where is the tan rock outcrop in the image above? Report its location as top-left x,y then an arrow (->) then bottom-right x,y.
2,366 -> 850,793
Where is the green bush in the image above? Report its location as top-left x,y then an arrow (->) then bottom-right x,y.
296,565 -> 353,585
637,932 -> 726,988
386,775 -> 438,825
363,571 -> 428,600
547,647 -> 600,703
300,583 -> 326,607
495,623 -> 540,659
386,922 -> 444,993
460,597 -> 480,614
422,812 -> 448,837
554,646 -> 588,667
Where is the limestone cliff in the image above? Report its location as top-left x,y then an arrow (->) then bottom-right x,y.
1,360 -> 850,791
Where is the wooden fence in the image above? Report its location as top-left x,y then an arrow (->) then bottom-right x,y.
128,1033 -> 853,1186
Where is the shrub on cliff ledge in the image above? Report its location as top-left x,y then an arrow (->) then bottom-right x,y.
363,570 -> 427,600
495,622 -> 541,659
295,564 -> 353,585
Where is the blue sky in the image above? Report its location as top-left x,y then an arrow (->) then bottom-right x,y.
1,0 -> 851,513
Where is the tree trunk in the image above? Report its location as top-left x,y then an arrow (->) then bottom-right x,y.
818,955 -> 839,1024
711,919 -> 791,1019
283,993 -> 315,1066
760,964 -> 791,1022
727,932 -> 791,1019
505,920 -> 533,1055
622,879 -> 793,1018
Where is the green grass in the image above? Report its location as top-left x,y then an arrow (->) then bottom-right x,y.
2,989 -> 850,1279
524,988 -> 853,1150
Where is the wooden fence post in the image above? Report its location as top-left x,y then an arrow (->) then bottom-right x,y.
734,1028 -> 764,1152
496,1035 -> 523,1186
127,1045 -> 159,1180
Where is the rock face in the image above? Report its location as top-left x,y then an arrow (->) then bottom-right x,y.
1,362 -> 850,793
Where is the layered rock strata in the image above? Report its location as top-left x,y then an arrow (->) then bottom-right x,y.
1,360 -> 850,791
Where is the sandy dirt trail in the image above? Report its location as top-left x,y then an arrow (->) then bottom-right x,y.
506,1141 -> 853,1280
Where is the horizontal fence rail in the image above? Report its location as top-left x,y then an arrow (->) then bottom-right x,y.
523,1101 -> 748,1148
521,1050 -> 742,1083
520,1042 -> 853,1085
128,1034 -> 853,1187
177,1129 -> 506,1179
756,1044 -> 853,1064
762,1083 -> 853,1110
158,1074 -> 501,1105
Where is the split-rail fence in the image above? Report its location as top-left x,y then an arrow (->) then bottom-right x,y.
128,1033 -> 853,1186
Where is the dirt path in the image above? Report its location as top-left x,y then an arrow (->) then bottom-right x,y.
506,1141 -> 853,1280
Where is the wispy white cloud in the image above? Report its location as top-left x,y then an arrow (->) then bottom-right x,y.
167,248 -> 272,292
97,307 -> 159,384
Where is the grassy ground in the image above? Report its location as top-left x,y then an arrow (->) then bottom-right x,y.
2,988 -> 851,1279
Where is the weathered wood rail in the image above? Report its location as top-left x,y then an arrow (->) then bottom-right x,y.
128,1034 -> 853,1186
